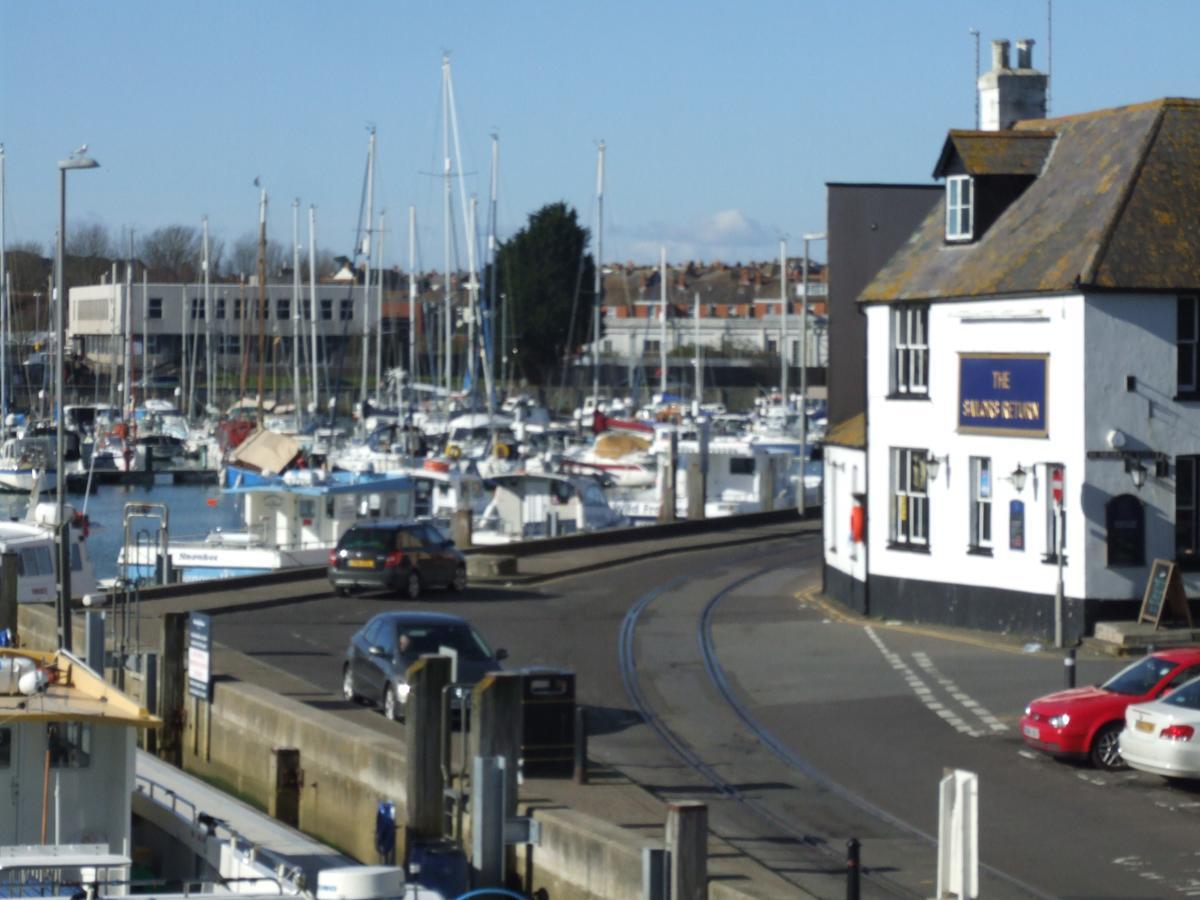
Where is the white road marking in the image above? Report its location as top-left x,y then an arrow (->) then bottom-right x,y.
911,651 -> 1009,732
864,627 -> 982,737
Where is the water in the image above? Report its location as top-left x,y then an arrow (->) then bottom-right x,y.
0,482 -> 244,581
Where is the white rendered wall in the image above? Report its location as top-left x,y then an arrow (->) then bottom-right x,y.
1082,294 -> 1200,598
823,444 -> 866,582
865,294 -> 1089,599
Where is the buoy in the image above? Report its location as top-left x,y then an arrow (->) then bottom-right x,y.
445,444 -> 463,460
424,458 -> 451,473
850,503 -> 865,544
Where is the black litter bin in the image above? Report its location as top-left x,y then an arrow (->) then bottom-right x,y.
518,668 -> 576,777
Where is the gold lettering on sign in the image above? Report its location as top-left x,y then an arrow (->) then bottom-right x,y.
992,370 -> 1011,389
962,399 -> 1041,421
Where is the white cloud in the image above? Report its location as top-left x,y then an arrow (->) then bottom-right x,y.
608,209 -> 779,264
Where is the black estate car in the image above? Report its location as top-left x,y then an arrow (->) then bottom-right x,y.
328,520 -> 467,599
342,611 -> 507,720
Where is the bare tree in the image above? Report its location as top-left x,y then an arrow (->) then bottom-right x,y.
230,232 -> 286,279
5,240 -> 49,293
139,225 -> 203,281
66,219 -> 113,258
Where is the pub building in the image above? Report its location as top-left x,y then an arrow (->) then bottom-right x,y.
822,39 -> 1200,642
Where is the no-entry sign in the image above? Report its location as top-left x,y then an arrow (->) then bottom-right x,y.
1051,466 -> 1064,506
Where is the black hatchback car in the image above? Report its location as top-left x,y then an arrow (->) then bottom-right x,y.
328,520 -> 467,599
342,611 -> 507,720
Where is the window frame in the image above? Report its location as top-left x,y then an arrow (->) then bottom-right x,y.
969,456 -> 993,553
339,298 -> 354,321
890,305 -> 929,397
1178,296 -> 1200,396
147,297 -> 163,320
1177,455 -> 1200,567
889,447 -> 930,549
946,174 -> 974,242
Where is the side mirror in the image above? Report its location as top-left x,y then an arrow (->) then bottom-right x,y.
367,645 -> 386,657
495,648 -> 509,662
443,539 -> 455,549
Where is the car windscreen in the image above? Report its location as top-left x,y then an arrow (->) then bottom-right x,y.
1162,677 -> 1200,710
1101,656 -> 1178,695
398,624 -> 493,661
338,529 -> 394,552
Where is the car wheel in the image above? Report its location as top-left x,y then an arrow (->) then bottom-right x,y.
383,682 -> 402,721
342,664 -> 361,703
402,570 -> 421,601
1090,722 -> 1126,770
451,565 -> 467,593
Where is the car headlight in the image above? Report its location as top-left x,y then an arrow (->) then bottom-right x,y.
452,685 -> 468,699
396,683 -> 411,700
1024,705 -> 1032,716
1049,713 -> 1070,729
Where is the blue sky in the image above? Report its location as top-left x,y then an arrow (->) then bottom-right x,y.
1,1 -> 1197,268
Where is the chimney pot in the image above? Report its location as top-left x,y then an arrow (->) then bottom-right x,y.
1016,38 -> 1034,69
991,39 -> 1011,71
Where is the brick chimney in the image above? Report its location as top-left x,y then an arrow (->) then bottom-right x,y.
978,37 -> 1047,130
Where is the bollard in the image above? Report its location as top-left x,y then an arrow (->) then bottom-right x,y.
573,706 -> 588,785
405,655 -> 452,841
846,837 -> 860,900
1065,647 -> 1076,689
665,801 -> 706,900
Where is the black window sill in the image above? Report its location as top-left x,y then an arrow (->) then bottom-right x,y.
967,546 -> 993,557
885,393 -> 931,401
1042,554 -> 1069,565
887,542 -> 931,554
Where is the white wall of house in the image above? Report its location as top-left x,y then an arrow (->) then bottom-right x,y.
866,290 -> 1200,604
865,293 -> 1091,599
823,444 -> 867,582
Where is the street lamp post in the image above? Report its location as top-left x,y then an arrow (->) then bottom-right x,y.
55,149 -> 100,652
798,231 -> 826,517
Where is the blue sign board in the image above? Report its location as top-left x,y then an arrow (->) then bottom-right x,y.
958,354 -> 1048,437
188,612 -> 212,701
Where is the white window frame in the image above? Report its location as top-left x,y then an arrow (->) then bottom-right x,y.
1178,296 -> 1200,393
891,305 -> 929,396
890,447 -> 929,547
946,174 -> 974,241
969,456 -> 992,549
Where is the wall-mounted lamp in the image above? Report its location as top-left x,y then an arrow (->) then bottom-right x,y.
925,452 -> 948,481
1005,464 -> 1028,493
1125,459 -> 1148,490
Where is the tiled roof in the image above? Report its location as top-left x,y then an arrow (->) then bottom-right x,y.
861,98 -> 1200,303
933,130 -> 1055,177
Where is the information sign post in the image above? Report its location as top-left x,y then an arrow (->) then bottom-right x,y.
1051,466 -> 1066,648
188,612 -> 212,702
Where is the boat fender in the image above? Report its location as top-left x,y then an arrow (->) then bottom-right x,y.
850,502 -> 865,544
446,444 -> 463,460
494,443 -> 510,459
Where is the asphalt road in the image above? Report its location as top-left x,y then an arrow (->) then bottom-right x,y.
202,526 -> 1200,899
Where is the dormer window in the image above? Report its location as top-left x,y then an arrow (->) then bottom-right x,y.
946,175 -> 974,241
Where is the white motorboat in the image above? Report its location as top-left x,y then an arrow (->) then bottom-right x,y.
0,500 -> 97,603
118,469 -> 419,583
472,472 -> 626,545
0,436 -> 57,492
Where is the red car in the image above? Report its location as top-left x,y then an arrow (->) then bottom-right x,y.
1020,648 -> 1200,770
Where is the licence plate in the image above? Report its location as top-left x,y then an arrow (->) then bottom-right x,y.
1023,724 -> 1039,740
348,559 -> 375,569
1136,719 -> 1154,733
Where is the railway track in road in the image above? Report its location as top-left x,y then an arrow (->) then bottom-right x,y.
618,537 -> 1054,900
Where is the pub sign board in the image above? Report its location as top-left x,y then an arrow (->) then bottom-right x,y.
958,353 -> 1049,438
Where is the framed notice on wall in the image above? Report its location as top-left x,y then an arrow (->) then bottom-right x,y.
1138,559 -> 1193,629
958,353 -> 1049,438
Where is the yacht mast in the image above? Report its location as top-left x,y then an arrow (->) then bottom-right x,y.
308,205 -> 319,418
446,60 -> 482,405
292,199 -> 302,427
592,140 -> 605,405
255,186 -> 267,425
659,246 -> 667,399
487,134 -> 499,399
441,55 -> 453,400
408,205 -> 417,412
693,290 -> 701,416
375,210 -> 385,405
360,128 -> 376,407
780,238 -> 788,401
202,216 -> 212,416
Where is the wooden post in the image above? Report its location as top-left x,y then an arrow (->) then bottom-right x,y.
658,431 -> 678,524
405,655 -> 451,841
452,508 -> 473,549
760,455 -> 776,513
666,800 -> 707,900
469,672 -> 523,821
158,612 -> 187,767
0,552 -> 17,643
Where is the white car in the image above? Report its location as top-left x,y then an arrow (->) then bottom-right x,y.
1119,677 -> 1200,779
